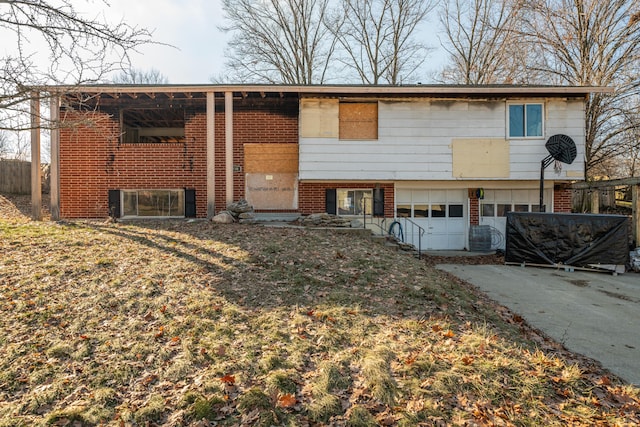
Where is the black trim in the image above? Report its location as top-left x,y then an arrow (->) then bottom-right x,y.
108,190 -> 121,218
373,188 -> 384,217
325,189 -> 336,214
185,188 -> 196,218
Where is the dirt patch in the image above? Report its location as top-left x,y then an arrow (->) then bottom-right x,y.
422,252 -> 505,266
566,279 -> 590,287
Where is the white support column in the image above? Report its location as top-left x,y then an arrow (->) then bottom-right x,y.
206,92 -> 216,218
30,92 -> 42,221
633,184 -> 639,248
50,95 -> 61,220
225,91 -> 234,205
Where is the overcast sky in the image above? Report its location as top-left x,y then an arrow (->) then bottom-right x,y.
98,0 -> 447,84
100,0 -> 228,83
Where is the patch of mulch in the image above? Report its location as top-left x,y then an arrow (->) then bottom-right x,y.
422,252 -> 505,266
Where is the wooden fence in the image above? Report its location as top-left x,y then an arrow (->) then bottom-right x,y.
0,160 -> 50,194
0,159 -> 31,194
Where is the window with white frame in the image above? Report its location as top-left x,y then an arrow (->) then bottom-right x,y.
336,189 -> 372,215
508,103 -> 543,138
122,189 -> 185,217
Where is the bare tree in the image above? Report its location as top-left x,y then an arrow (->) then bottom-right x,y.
220,0 -> 337,84
112,68 -> 169,85
438,0 -> 529,84
520,0 -> 640,178
0,0 -> 154,131
329,0 -> 435,84
0,130 -> 10,159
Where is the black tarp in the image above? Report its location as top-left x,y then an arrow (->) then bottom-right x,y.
505,212 -> 630,267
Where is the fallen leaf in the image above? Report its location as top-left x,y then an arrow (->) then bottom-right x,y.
432,325 -> 443,333
220,374 -> 235,385
215,345 -> 226,356
597,376 -> 611,386
462,356 -> 474,365
160,305 -> 167,313
443,330 -> 455,338
277,393 -> 296,408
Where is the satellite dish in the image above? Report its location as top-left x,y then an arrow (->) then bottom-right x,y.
545,134 -> 577,165
539,134 -> 577,212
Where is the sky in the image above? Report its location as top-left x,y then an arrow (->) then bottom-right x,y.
100,0 -> 229,83
96,0 -> 447,84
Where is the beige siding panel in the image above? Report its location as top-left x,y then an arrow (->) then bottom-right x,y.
244,143 -> 299,173
452,139 -> 510,178
300,99 -> 338,138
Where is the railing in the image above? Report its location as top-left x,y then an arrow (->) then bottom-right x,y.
394,217 -> 426,256
363,212 -> 425,259
362,208 -> 387,236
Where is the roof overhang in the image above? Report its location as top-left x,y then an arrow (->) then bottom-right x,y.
38,84 -> 612,99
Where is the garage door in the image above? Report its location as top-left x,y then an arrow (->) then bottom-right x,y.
396,189 -> 466,250
479,189 -> 551,250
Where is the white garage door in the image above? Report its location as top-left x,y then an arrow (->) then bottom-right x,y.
395,189 -> 466,250
479,189 -> 552,250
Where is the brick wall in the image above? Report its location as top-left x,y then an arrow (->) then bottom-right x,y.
222,102 -> 298,208
60,110 -> 208,218
554,184 -> 572,213
59,99 -> 298,218
469,193 -> 480,225
299,182 -> 395,217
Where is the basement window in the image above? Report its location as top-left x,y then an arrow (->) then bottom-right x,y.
121,108 -> 186,143
122,189 -> 185,218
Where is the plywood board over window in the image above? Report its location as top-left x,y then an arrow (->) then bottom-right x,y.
300,99 -> 339,138
244,143 -> 299,173
452,138 -> 510,178
339,102 -> 378,140
244,143 -> 299,210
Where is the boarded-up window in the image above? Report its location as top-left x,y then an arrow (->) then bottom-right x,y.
244,144 -> 298,173
339,102 -> 378,140
300,99 -> 339,138
452,138 -> 510,178
244,144 -> 299,210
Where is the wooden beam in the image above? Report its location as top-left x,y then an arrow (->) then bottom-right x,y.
30,92 -> 42,221
50,95 -> 61,220
571,177 -> 640,189
225,91 -> 234,204
591,190 -> 600,214
206,92 -> 216,218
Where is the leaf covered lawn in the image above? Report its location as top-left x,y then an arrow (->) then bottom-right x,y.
1,194 -> 639,426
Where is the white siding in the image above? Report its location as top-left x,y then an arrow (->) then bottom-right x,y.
299,97 -> 585,181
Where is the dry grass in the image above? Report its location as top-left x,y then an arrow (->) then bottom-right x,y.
1,193 -> 639,426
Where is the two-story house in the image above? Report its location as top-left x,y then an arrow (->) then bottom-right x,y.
36,85 -> 607,250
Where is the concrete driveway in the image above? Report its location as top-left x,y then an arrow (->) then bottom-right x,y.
436,264 -> 640,385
